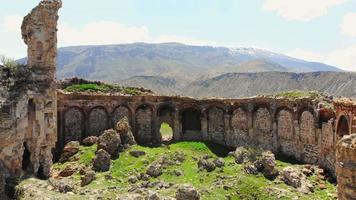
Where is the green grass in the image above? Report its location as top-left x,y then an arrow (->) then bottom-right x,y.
63,83 -> 146,95
45,142 -> 337,200
160,123 -> 173,138
274,91 -> 323,100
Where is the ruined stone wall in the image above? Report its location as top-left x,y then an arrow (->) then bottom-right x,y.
0,0 -> 61,196
57,93 -> 337,170
336,134 -> 356,200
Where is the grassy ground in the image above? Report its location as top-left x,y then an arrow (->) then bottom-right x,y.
160,122 -> 173,139
63,83 -> 148,95
30,142 -> 336,200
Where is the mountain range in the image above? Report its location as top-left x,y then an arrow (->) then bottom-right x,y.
21,42 -> 356,98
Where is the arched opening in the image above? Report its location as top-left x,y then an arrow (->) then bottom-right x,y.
88,106 -> 109,136
182,108 -> 201,134
37,163 -> 47,180
207,106 -> 225,143
135,105 -> 153,145
157,104 -> 175,142
337,115 -> 349,141
64,107 -> 84,144
22,142 -> 31,173
160,122 -> 173,142
27,99 -> 36,137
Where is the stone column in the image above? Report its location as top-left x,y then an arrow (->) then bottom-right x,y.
173,111 -> 181,141
336,134 -> 356,200
201,112 -> 208,141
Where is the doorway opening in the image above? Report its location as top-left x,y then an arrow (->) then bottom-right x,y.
22,142 -> 31,173
160,122 -> 173,142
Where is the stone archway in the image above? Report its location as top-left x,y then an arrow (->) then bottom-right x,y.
300,110 -> 318,163
64,107 -> 84,144
181,108 -> 201,136
337,115 -> 350,141
88,107 -> 109,136
157,104 -> 175,142
277,109 -> 294,157
112,105 -> 131,128
135,105 -> 154,145
207,106 -> 225,144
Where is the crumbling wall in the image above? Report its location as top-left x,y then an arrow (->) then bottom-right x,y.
88,107 -> 108,136
0,0 -> 61,196
277,110 -> 295,156
253,107 -> 272,149
207,107 -> 225,144
112,106 -> 130,127
135,106 -> 153,144
299,111 -> 319,163
336,134 -> 356,200
227,108 -> 248,147
64,107 -> 84,143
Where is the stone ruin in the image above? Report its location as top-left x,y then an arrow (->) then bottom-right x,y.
0,0 -> 61,197
1,0 -> 356,198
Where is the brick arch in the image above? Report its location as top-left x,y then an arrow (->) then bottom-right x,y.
336,115 -> 350,141
299,110 -> 319,163
253,107 -> 273,147
231,107 -> 248,133
274,106 -> 295,121
253,107 -> 272,134
88,106 -> 109,137
135,104 -> 154,145
276,109 -> 295,157
297,107 -> 317,125
63,106 -> 85,144
207,106 -> 225,144
299,110 -> 317,144
112,105 -> 132,128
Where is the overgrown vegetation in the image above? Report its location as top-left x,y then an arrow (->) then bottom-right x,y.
0,56 -> 30,95
273,91 -> 323,100
63,83 -> 150,96
24,142 -> 336,200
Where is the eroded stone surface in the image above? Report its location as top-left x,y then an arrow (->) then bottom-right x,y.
336,134 -> 356,200
0,0 -> 61,196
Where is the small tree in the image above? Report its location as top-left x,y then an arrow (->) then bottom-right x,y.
0,55 -> 18,69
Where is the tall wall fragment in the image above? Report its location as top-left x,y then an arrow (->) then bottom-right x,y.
336,134 -> 356,200
0,0 -> 61,197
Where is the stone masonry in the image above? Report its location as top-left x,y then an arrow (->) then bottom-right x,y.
0,0 -> 61,196
1,0 -> 356,199
336,134 -> 356,200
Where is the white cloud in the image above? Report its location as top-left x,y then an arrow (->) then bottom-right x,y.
263,0 -> 348,21
58,21 -> 150,46
340,13 -> 356,37
2,14 -> 22,33
288,45 -> 356,71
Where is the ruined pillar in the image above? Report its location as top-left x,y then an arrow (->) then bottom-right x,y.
20,0 -> 62,177
336,134 -> 356,200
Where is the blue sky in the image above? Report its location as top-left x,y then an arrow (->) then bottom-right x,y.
1,0 -> 356,71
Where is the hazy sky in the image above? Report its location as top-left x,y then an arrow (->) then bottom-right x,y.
1,0 -> 356,71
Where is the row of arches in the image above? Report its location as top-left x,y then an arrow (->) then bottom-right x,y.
61,103 -> 338,149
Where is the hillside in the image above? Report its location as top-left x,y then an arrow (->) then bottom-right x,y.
52,43 -> 341,82
17,142 -> 336,200
119,72 -> 356,98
